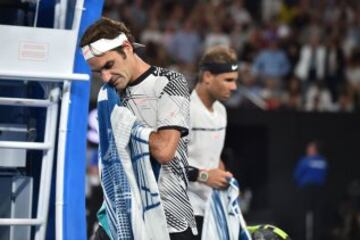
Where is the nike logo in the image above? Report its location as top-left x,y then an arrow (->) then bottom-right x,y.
231,64 -> 238,71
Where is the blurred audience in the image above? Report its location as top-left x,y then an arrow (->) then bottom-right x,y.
96,0 -> 360,113
304,81 -> 333,112
295,33 -> 326,85
281,75 -> 302,111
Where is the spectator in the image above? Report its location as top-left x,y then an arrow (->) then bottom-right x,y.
168,18 -> 201,66
229,23 -> 251,54
281,75 -> 302,111
290,3 -> 311,32
294,140 -> 328,188
228,0 -> 252,26
324,35 -> 346,102
239,27 -> 265,63
252,32 -> 290,84
161,21 -> 177,54
333,84 -> 355,113
140,18 -> 162,45
204,21 -> 231,49
259,76 -> 283,111
295,33 -> 326,84
294,140 -> 328,240
343,13 -> 360,58
262,0 -> 281,22
304,81 -> 333,112
346,49 -> 360,111
280,28 -> 301,79
143,41 -> 170,68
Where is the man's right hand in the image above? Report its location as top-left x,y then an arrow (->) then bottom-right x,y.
205,168 -> 233,189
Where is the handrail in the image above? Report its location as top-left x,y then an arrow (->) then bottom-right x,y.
0,97 -> 54,107
0,218 -> 44,225
0,126 -> 28,132
0,71 -> 89,82
0,141 -> 51,150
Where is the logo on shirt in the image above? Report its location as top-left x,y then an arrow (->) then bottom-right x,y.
213,133 -> 220,139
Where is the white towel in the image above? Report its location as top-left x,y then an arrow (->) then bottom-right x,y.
201,178 -> 244,240
97,84 -> 169,240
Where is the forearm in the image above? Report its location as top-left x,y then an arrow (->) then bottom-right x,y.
219,160 -> 225,170
149,129 -> 180,164
187,160 -> 224,181
187,164 -> 233,189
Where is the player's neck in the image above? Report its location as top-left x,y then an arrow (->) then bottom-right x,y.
195,85 -> 215,112
130,54 -> 151,83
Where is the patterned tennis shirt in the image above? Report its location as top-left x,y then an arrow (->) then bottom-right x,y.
122,66 -> 197,234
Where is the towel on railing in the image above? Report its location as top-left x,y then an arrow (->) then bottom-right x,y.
201,178 -> 244,240
97,84 -> 169,240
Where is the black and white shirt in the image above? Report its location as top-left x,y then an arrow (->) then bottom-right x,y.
123,66 -> 197,234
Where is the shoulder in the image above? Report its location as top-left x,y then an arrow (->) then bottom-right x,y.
156,67 -> 190,97
190,91 -> 204,113
214,101 -> 227,116
156,67 -> 187,84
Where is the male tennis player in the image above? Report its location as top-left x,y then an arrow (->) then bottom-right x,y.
81,17 -> 197,240
186,46 -> 238,239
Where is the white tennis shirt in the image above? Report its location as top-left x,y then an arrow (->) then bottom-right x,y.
187,90 -> 227,216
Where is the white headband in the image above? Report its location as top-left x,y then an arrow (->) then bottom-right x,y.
82,33 -> 145,60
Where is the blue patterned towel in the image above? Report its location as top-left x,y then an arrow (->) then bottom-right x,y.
201,178 -> 252,240
97,84 -> 169,240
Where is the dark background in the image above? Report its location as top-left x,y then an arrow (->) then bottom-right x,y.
224,109 -> 360,239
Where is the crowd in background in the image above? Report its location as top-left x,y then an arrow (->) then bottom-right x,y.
92,0 -> 360,112
85,0 -> 360,238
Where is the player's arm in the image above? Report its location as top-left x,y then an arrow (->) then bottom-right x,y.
149,129 -> 181,164
154,72 -> 190,164
219,159 -> 225,170
187,163 -> 232,189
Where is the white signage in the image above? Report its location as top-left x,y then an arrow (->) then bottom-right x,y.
19,41 -> 49,61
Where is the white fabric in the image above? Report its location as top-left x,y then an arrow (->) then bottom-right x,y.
125,68 -> 189,131
111,106 -> 170,240
204,33 -> 231,49
82,33 -> 128,60
295,45 -> 326,81
97,84 -> 169,240
201,178 -> 243,240
304,84 -> 334,112
187,90 -> 227,216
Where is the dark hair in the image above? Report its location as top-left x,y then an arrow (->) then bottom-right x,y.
308,140 -> 324,154
199,46 -> 237,66
198,46 -> 237,81
80,17 -> 136,57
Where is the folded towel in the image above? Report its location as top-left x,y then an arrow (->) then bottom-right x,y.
202,178 -> 251,240
97,84 -> 169,240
